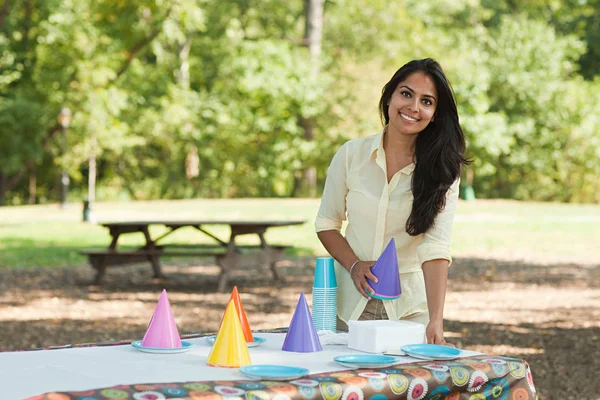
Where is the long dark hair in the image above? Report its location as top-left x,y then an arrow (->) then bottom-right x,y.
378,58 -> 470,236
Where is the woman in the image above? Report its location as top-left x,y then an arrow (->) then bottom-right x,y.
315,58 -> 469,344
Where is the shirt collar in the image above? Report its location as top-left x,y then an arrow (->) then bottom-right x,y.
369,127 -> 386,158
370,125 -> 416,175
400,162 -> 416,175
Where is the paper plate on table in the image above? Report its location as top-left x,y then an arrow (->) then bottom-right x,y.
333,354 -> 400,368
206,335 -> 266,347
401,344 -> 462,360
131,340 -> 194,354
240,365 -> 310,381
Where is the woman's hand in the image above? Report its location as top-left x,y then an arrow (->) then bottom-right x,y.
350,260 -> 377,299
425,319 -> 453,346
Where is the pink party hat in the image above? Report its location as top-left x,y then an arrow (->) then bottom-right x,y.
368,238 -> 401,300
141,289 -> 182,348
282,292 -> 322,352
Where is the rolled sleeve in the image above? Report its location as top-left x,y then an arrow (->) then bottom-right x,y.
315,142 -> 349,233
416,178 -> 460,266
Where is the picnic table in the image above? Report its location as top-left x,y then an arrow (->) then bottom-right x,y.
0,330 -> 538,399
81,220 -> 305,291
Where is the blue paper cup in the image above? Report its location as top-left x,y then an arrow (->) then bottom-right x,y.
312,280 -> 337,332
314,257 -> 337,288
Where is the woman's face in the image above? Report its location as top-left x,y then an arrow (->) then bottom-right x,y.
387,71 -> 438,136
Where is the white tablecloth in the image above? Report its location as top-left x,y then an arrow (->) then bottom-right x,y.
0,333 -> 480,399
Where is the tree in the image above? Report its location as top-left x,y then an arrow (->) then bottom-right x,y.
295,0 -> 324,197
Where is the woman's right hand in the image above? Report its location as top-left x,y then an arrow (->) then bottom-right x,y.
350,260 -> 377,299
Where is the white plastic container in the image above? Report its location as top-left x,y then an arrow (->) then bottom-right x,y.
347,320 -> 426,354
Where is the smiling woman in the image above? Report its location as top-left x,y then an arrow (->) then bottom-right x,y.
385,72 -> 438,137
315,58 -> 470,345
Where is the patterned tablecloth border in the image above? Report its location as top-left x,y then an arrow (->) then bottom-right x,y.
7,329 -> 538,400
25,354 -> 538,400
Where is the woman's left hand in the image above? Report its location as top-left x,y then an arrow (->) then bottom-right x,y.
425,319 -> 453,346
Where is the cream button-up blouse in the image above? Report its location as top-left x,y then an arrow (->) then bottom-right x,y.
315,128 -> 459,324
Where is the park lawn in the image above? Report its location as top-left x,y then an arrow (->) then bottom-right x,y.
1,198 -> 599,268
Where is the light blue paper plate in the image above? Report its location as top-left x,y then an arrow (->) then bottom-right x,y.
240,365 -> 310,381
401,344 -> 462,360
206,335 -> 266,348
131,340 -> 195,354
333,354 -> 400,368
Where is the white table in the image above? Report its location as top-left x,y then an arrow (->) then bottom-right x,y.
0,333 -> 484,399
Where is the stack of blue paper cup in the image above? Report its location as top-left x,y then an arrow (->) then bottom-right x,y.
312,257 -> 337,332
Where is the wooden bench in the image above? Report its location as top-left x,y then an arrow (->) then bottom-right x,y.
80,244 -> 291,291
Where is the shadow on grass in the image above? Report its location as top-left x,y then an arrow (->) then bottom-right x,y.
0,318 -> 148,351
445,319 -> 600,400
451,256 -> 600,288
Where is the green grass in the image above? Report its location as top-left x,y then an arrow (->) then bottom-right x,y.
1,198 -> 599,268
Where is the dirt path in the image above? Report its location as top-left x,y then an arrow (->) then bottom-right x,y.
0,257 -> 598,399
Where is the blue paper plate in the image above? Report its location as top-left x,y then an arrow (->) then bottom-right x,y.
131,340 -> 195,354
206,335 -> 266,347
401,344 -> 462,360
333,354 -> 400,368
240,365 -> 310,381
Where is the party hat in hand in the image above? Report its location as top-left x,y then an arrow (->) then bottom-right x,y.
368,238 -> 401,300
282,292 -> 323,352
208,299 -> 251,368
219,286 -> 254,343
141,289 -> 182,348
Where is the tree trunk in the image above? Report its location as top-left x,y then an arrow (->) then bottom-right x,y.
0,0 -> 10,30
28,166 -> 37,204
305,0 -> 324,74
0,172 -> 5,206
177,36 -> 192,90
0,169 -> 25,206
298,0 -> 324,197
88,153 -> 96,203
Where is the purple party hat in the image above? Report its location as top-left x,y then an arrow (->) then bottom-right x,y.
368,238 -> 401,300
282,292 -> 323,352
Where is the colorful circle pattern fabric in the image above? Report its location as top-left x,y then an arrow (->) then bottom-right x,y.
31,355 -> 535,400
431,369 -> 448,383
132,391 -> 165,400
467,371 -> 489,392
526,365 -> 536,394
509,361 -> 527,379
298,385 -> 317,399
246,390 -> 270,400
388,374 -> 409,395
427,385 -> 451,400
468,394 -> 486,400
320,382 -> 343,400
483,378 -> 510,400
450,367 -> 469,386
407,378 -> 428,400
512,387 -> 530,400
341,386 -> 364,400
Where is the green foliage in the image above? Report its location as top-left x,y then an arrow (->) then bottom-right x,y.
0,0 -> 598,204
0,99 -> 45,172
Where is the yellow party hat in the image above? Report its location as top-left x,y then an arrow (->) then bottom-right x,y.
207,299 -> 251,368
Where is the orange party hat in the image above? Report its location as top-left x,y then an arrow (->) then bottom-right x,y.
220,286 -> 254,342
207,299 -> 251,368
